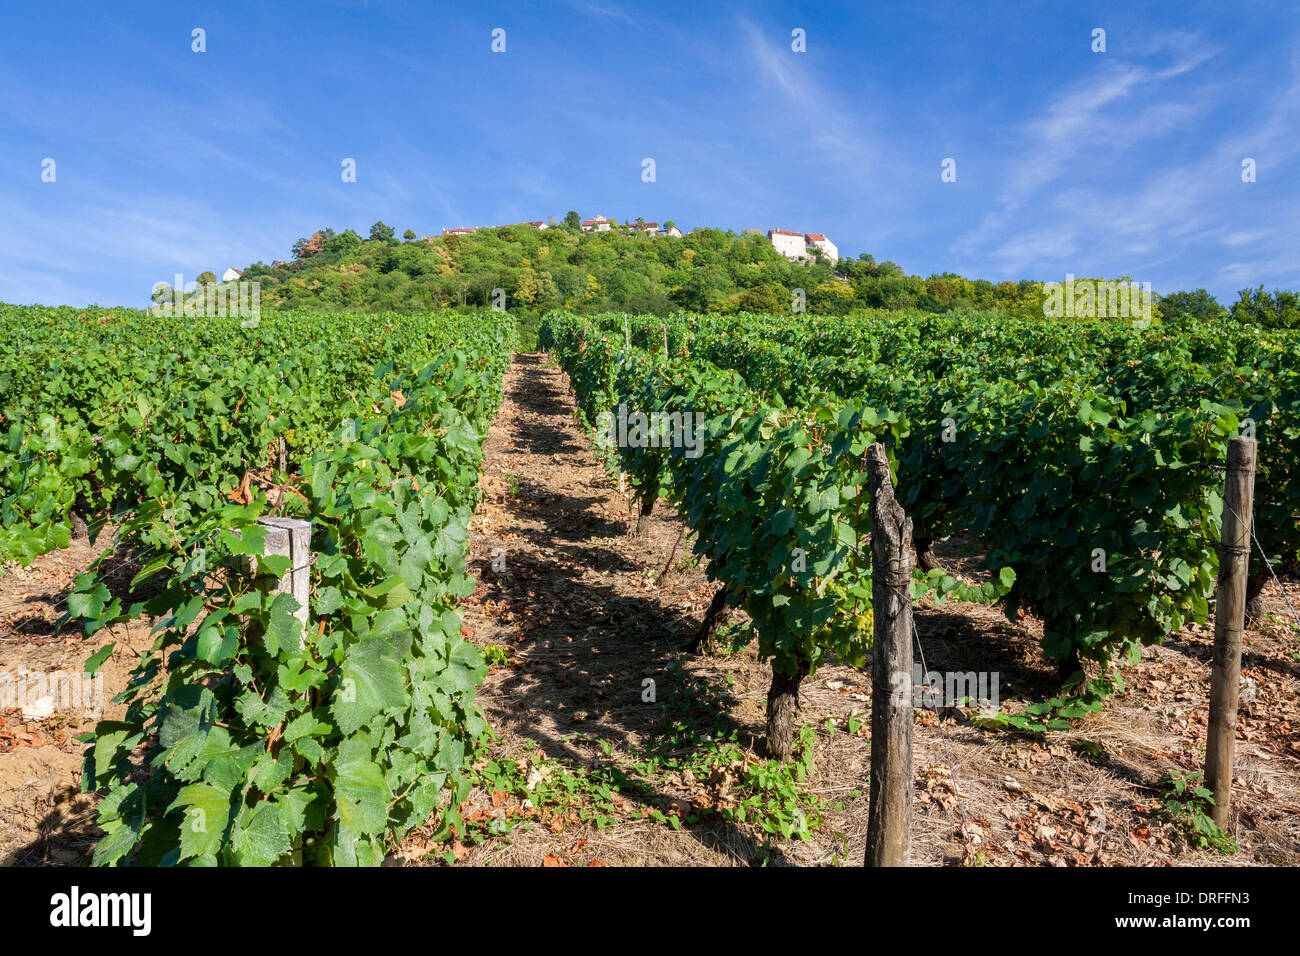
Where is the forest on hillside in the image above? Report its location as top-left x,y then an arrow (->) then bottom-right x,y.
228,218 -> 1299,328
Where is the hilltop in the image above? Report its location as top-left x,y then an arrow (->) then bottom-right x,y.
237,219 -> 1047,320
223,218 -> 1298,341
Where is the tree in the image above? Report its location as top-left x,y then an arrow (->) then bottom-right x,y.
550,265 -> 584,304
916,291 -> 943,313
563,210 -> 581,230
735,283 -> 785,314
514,266 -> 543,304
1159,289 -> 1227,324
324,229 -> 363,256
370,221 -> 395,242
1230,286 -> 1300,329
671,265 -> 730,312
810,280 -> 855,314
403,228 -> 417,241
196,271 -> 217,286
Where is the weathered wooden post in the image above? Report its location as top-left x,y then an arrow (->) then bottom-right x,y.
1205,438 -> 1257,829
865,442 -> 913,867
623,313 -> 631,350
255,517 -> 312,647
250,516 -> 312,866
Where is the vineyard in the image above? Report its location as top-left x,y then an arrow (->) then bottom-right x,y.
1,306 -> 513,864
541,310 -> 1300,750
1,304 -> 1298,866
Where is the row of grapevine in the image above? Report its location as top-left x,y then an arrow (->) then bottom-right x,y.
0,307 -> 516,865
540,312 -> 1012,756
685,311 -> 1300,664
0,307 -> 501,565
541,308 -> 1298,755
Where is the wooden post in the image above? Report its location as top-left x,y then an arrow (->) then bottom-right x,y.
1205,438 -> 1257,829
865,442 -> 913,867
255,517 -> 312,647
623,314 -> 631,349
662,322 -> 669,361
278,436 -> 287,474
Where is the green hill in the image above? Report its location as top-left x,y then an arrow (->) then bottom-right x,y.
239,219 -> 1042,321
228,218 -> 1297,347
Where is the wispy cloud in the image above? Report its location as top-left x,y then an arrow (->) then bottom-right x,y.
737,17 -> 880,176
564,0 -> 639,27
942,32 -> 1300,292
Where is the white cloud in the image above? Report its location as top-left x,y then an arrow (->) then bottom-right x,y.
949,33 -> 1300,294
737,17 -> 880,175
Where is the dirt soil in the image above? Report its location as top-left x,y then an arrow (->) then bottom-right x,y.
0,529 -> 154,865
3,351 -> 1298,867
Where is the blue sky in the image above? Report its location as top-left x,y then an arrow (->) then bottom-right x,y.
2,0 -> 1297,307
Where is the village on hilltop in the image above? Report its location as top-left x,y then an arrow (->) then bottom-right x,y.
220,217 -> 838,281
432,216 -> 837,261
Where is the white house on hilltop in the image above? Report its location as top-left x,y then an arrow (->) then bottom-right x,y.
768,229 -> 806,259
221,267 -> 243,282
581,215 -> 614,232
804,233 -> 838,262
768,229 -> 837,262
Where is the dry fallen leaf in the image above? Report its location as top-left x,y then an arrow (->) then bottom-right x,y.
226,471 -> 253,505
